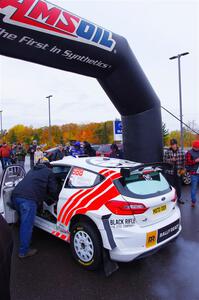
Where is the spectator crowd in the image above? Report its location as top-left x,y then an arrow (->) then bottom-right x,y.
0,140 -> 123,171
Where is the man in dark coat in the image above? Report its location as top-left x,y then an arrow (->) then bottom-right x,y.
0,215 -> 13,300
12,162 -> 58,258
28,140 -> 37,168
83,141 -> 96,157
110,143 -> 123,159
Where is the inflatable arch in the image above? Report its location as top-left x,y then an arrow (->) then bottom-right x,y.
0,0 -> 163,162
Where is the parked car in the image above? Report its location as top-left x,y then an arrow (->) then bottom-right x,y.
44,147 -> 58,161
0,158 -> 181,271
96,144 -> 123,157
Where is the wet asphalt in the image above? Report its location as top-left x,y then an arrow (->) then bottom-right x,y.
10,185 -> 199,300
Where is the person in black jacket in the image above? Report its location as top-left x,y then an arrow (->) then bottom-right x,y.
52,144 -> 65,161
83,141 -> 96,157
0,215 -> 13,300
110,143 -> 123,159
27,140 -> 37,168
12,162 -> 58,258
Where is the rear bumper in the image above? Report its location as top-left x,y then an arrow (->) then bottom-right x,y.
109,207 -> 181,262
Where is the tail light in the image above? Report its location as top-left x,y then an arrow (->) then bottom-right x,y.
171,191 -> 177,202
105,200 -> 148,215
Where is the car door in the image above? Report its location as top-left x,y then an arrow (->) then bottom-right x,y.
57,167 -> 103,228
0,165 -> 26,223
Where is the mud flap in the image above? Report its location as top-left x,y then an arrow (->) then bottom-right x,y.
103,248 -> 119,277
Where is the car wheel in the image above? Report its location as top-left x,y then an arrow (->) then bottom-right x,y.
182,172 -> 191,185
70,222 -> 102,270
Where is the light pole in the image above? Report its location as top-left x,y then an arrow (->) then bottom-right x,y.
0,110 -> 3,136
169,52 -> 189,150
46,95 -> 53,145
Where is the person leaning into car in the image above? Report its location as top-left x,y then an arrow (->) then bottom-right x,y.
11,160 -> 58,259
164,139 -> 185,204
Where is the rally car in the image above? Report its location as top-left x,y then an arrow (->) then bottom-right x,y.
0,157 -> 181,270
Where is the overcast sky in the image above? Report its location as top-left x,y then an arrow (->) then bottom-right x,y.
0,0 -> 198,131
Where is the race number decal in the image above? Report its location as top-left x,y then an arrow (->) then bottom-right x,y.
72,168 -> 84,176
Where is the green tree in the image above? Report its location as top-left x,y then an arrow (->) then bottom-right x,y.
162,123 -> 169,145
9,131 -> 17,143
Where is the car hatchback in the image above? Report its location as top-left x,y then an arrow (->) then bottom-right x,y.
0,157 -> 181,271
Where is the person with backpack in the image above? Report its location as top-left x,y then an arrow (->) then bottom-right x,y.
185,140 -> 199,208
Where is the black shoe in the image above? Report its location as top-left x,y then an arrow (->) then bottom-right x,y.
178,200 -> 185,205
18,248 -> 38,259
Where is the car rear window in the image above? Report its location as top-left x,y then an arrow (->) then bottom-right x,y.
98,145 -> 111,153
115,170 -> 171,199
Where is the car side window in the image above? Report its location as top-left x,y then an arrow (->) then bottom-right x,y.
66,167 -> 103,188
52,165 -> 71,189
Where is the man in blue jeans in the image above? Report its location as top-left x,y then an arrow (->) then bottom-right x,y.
186,140 -> 199,208
12,161 -> 58,258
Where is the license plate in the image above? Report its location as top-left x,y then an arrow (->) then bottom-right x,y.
157,219 -> 180,243
153,204 -> 167,215
146,231 -> 157,248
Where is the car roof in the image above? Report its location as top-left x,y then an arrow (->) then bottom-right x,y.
51,156 -> 140,172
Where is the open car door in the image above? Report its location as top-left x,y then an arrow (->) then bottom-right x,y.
0,166 -> 26,223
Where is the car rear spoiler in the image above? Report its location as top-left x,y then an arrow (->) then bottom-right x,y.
120,162 -> 172,177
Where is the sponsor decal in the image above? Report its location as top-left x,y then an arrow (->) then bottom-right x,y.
146,231 -> 157,248
157,219 -> 180,243
0,0 -> 116,51
109,217 -> 135,228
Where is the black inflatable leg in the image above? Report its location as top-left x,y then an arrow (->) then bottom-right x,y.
122,106 -> 163,163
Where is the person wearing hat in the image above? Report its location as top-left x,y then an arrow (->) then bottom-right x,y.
69,141 -> 84,157
164,139 -> 185,204
185,140 -> 199,208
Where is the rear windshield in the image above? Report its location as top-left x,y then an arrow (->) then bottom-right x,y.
115,171 -> 171,199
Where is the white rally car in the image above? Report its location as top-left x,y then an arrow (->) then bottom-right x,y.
0,157 -> 181,270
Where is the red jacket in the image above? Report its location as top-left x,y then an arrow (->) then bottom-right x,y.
0,146 -> 11,158
185,150 -> 199,175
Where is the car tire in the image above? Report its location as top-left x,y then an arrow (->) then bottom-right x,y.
182,172 -> 191,185
70,222 -> 102,270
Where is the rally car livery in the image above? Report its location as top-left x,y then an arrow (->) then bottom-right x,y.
0,157 -> 181,270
